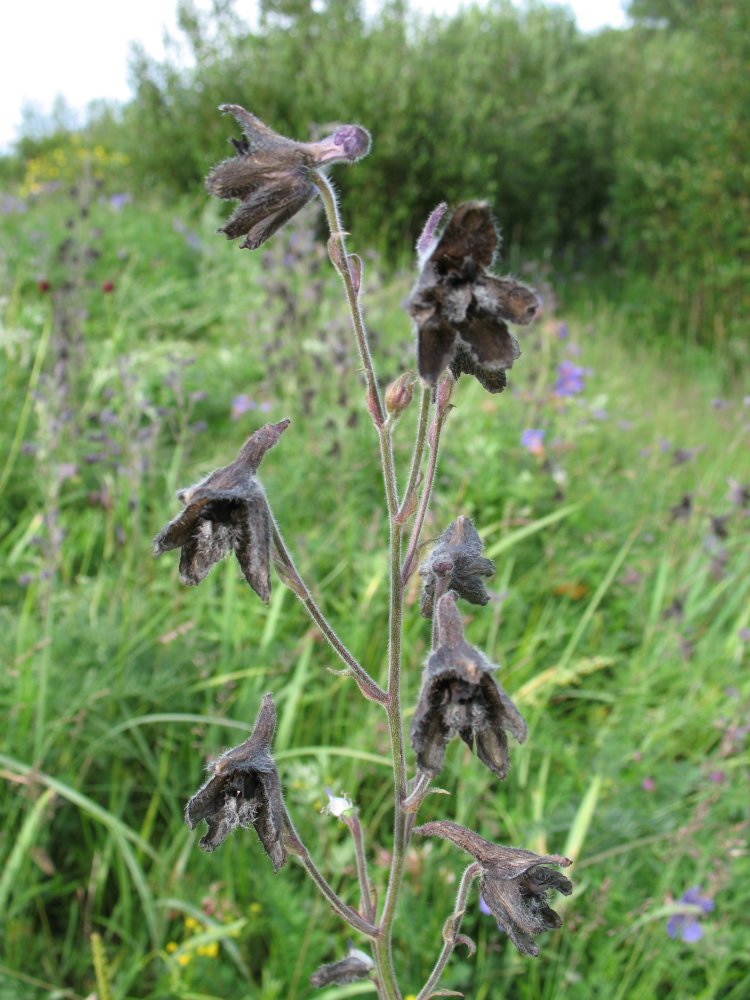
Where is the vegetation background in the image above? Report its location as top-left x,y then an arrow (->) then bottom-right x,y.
1,1 -> 748,998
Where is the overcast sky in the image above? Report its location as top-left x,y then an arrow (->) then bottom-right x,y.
1,0 -> 627,153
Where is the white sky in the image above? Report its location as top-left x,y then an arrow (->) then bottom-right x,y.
0,0 -> 628,153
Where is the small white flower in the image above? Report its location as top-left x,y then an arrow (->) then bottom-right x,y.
322,786 -> 354,819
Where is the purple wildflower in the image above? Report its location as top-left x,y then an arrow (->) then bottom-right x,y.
738,627 -> 750,643
553,361 -> 586,398
666,887 -> 714,943
231,394 -> 257,420
641,777 -> 655,792
109,193 -> 132,211
479,894 -> 492,916
556,322 -> 569,340
520,428 -> 545,456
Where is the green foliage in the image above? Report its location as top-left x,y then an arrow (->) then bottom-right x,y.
1,183 -> 748,998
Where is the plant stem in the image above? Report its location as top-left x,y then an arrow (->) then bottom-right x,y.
346,813 -> 376,922
284,816 -> 378,938
401,383 -> 451,584
271,520 -> 386,704
312,171 -> 385,428
397,383 -> 431,523
416,862 -> 482,1000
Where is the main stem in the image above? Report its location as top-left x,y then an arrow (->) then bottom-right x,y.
314,172 -> 405,1000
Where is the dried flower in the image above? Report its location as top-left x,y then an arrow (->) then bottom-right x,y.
185,693 -> 287,869
207,104 -> 371,250
406,202 -> 540,390
310,943 -> 375,987
415,820 -> 572,957
419,516 -> 495,618
666,887 -> 714,942
153,418 -> 289,601
410,590 -> 526,778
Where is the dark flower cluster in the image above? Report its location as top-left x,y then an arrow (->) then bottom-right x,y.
153,419 -> 289,602
206,104 -> 371,250
407,201 -> 540,391
416,821 -> 572,957
410,590 -> 527,779
185,694 -> 287,869
419,516 -> 495,618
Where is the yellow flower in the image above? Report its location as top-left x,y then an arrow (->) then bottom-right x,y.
177,953 -> 192,967
184,916 -> 199,931
249,902 -> 263,916
165,941 -> 178,954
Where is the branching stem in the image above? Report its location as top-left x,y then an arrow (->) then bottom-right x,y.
416,862 -> 482,1000
271,520 -> 386,704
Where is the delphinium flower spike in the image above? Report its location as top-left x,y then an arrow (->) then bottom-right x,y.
153,418 -> 289,601
415,820 -> 572,957
185,693 -> 287,869
407,201 -> 541,391
206,104 -> 371,250
410,590 -> 527,778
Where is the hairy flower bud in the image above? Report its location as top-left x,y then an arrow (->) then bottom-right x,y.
420,516 -> 495,618
310,943 -> 374,987
385,373 -> 415,417
206,105 -> 370,249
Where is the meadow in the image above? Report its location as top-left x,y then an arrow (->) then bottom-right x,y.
1,173 -> 749,1000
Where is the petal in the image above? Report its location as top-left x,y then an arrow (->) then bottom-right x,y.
474,275 -> 540,325
233,490 -> 272,603
152,498 -> 212,554
432,202 -> 498,272
480,675 -> 528,745
235,418 -> 290,474
218,104 -> 293,153
178,520 -> 232,585
458,317 -> 520,370
417,315 -> 457,386
410,678 -> 452,777
206,155 -> 265,200
254,767 -> 287,871
474,725 -> 511,780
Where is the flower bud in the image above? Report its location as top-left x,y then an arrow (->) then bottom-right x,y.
385,373 -> 414,418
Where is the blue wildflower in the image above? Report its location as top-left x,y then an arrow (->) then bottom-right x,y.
666,887 -> 714,943
554,361 -> 586,398
520,428 -> 545,455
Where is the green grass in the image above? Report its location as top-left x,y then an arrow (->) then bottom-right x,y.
0,186 -> 748,1000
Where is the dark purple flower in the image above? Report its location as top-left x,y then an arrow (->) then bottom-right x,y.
406,202 -> 540,390
410,591 -> 526,779
153,419 -> 289,601
415,821 -> 572,957
185,694 -> 287,868
419,516 -> 495,618
553,360 -> 586,398
206,105 -> 370,250
666,887 -> 714,943
231,394 -> 257,420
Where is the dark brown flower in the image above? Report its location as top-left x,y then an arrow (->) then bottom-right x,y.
407,201 -> 540,390
153,419 -> 289,601
310,944 -> 374,988
415,820 -> 572,957
419,516 -> 495,618
207,104 -> 371,249
185,693 -> 287,869
410,591 -> 526,778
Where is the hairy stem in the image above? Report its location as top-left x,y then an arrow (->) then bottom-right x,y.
346,813 -> 376,923
284,816 -> 378,938
416,862 -> 482,1000
397,383 -> 431,523
271,521 -> 386,704
401,380 -> 452,584
312,171 -> 385,428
